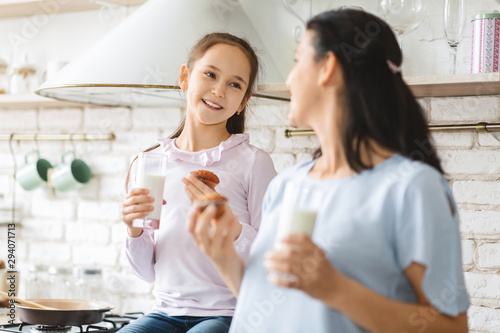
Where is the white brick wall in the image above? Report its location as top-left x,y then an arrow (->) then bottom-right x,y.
2,96 -> 500,325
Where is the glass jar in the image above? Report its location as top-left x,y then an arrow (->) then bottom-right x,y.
48,266 -> 75,299
75,268 -> 104,301
25,264 -> 50,299
0,58 -> 7,94
9,64 -> 37,95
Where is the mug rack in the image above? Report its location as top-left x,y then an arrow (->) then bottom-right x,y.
0,133 -> 115,141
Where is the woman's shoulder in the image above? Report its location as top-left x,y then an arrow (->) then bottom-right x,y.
381,154 -> 444,185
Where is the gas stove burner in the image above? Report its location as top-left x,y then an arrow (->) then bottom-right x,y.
30,325 -> 72,333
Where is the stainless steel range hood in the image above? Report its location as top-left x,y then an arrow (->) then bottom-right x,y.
35,0 -> 289,107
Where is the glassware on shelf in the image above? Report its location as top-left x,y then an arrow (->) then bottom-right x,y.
443,0 -> 466,74
25,264 -> 50,299
0,58 -> 7,94
48,266 -> 75,299
378,0 -> 426,49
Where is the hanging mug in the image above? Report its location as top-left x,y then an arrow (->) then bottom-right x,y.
49,151 -> 92,192
15,150 -> 53,191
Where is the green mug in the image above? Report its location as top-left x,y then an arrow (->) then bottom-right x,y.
15,151 -> 53,191
49,151 -> 92,192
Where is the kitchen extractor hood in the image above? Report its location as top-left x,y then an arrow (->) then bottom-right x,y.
35,0 -> 290,107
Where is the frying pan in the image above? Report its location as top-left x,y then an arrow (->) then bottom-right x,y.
16,299 -> 113,326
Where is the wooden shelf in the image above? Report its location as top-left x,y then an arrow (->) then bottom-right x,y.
257,73 -> 500,100
0,93 -> 92,108
1,74 -> 499,109
0,0 -> 147,19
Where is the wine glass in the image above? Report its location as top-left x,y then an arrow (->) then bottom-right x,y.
378,0 -> 426,49
443,0 -> 466,74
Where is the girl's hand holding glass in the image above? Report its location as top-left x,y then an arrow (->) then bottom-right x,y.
121,188 -> 155,237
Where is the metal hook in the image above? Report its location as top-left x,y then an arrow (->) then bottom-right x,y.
69,133 -> 77,153
34,133 -> 40,153
8,133 -> 17,225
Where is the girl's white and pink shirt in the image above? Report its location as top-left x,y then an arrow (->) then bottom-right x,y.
125,133 -> 277,316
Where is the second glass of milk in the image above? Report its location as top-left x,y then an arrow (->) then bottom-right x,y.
132,152 -> 168,230
273,181 -> 323,281
276,181 -> 323,242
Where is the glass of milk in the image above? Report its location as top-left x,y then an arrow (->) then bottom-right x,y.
273,181 -> 323,281
132,152 -> 167,230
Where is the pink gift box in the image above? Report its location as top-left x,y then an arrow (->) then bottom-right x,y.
471,13 -> 500,73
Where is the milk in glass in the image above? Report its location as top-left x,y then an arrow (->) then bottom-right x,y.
132,152 -> 167,229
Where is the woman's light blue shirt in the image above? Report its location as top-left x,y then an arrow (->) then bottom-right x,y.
230,154 -> 469,332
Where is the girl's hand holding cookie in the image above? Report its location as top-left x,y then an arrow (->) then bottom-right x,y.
182,170 -> 219,203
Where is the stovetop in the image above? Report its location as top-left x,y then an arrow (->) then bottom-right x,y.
0,313 -> 143,333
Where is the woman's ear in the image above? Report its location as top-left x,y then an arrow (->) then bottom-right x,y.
318,51 -> 338,86
179,64 -> 189,91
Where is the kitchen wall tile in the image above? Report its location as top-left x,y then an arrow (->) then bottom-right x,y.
430,96 -> 500,123
111,131 -> 162,154
467,305 -> 500,333
131,107 -> 182,129
84,154 -> 129,175
459,210 -> 500,237
66,221 -> 111,244
464,272 -> 500,301
83,107 -> 131,131
461,240 -> 475,270
30,198 -> 75,219
26,241 -> 72,264
39,108 -> 83,130
453,181 -> 500,205
0,110 -> 37,130
246,101 -> 290,128
247,128 -> 275,152
20,218 -> 64,241
477,243 -> 500,270
270,153 -> 295,174
111,223 -> 127,245
431,132 -> 474,149
100,176 -> 127,200
77,200 -> 121,222
478,133 -> 500,147
439,150 -> 500,175
72,244 -> 119,266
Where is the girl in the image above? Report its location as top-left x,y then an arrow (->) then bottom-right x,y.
189,10 -> 469,333
120,32 -> 276,333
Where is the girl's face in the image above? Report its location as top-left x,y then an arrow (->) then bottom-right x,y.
181,43 -> 251,128
285,30 -> 324,128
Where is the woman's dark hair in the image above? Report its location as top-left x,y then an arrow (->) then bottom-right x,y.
125,32 -> 260,189
308,9 -> 443,174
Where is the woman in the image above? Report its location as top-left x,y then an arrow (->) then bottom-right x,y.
188,9 -> 469,333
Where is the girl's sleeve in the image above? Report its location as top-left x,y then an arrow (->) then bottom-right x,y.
125,231 -> 156,283
123,158 -> 156,283
234,149 -> 277,263
395,168 -> 470,316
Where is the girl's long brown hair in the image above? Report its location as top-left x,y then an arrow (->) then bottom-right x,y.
125,32 -> 260,190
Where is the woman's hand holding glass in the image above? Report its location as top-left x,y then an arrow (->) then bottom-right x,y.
264,234 -> 341,305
